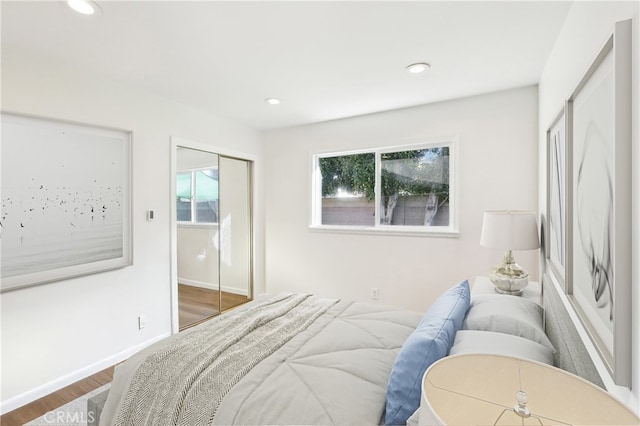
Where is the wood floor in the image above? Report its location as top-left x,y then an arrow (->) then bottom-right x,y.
1,289 -> 250,425
0,366 -> 114,426
178,284 -> 251,330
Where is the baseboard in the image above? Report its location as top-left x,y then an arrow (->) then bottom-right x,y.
221,285 -> 248,296
178,278 -> 248,296
178,278 -> 216,290
0,332 -> 171,415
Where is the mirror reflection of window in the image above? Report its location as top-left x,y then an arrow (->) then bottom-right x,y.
176,172 -> 192,222
176,169 -> 219,224
196,169 -> 219,223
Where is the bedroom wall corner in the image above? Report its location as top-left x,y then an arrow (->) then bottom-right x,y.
538,1 -> 640,414
0,47 -> 265,413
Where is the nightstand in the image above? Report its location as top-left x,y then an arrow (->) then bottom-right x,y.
472,276 -> 542,306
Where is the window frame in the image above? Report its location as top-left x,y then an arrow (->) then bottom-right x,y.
310,139 -> 459,237
177,166 -> 219,227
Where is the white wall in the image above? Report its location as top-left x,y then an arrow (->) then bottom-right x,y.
263,86 -> 539,313
177,226 -> 220,290
538,1 -> 639,413
0,47 -> 265,413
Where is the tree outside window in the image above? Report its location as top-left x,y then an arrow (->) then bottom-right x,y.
316,144 -> 452,230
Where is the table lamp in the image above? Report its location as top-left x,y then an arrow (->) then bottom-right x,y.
480,210 -> 539,295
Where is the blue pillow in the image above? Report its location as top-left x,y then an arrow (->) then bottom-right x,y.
385,280 -> 471,425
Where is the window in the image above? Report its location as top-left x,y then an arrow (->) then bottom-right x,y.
312,142 -> 455,234
177,168 -> 219,224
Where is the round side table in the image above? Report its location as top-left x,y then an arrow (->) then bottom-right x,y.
420,353 -> 639,425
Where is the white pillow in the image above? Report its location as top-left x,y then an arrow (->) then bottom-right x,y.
462,294 -> 555,351
450,330 -> 554,365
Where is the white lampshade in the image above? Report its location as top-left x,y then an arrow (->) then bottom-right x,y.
480,210 -> 539,250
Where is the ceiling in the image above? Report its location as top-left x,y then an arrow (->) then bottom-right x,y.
1,1 -> 572,130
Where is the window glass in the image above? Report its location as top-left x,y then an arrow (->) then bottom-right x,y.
314,143 -> 453,233
177,168 -> 218,224
380,147 -> 449,226
319,153 -> 375,226
195,170 -> 218,223
176,172 -> 192,222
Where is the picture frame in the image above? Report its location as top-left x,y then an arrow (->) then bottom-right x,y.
545,107 -> 566,289
565,19 -> 632,387
1,112 -> 132,292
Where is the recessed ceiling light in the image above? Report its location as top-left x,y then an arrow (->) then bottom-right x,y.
406,63 -> 431,74
265,98 -> 281,105
67,0 -> 101,16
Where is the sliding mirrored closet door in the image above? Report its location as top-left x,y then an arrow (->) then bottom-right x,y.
176,147 -> 222,329
218,156 -> 252,312
175,145 -> 253,331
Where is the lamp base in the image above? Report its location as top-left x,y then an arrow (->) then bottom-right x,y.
489,271 -> 529,296
489,250 -> 529,296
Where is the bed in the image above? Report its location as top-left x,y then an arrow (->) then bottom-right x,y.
95,279 -> 589,426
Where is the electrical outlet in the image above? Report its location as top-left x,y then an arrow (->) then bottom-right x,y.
138,315 -> 146,330
370,288 -> 379,300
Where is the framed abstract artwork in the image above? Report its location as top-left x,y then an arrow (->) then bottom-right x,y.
546,107 -> 566,288
1,112 -> 132,292
565,19 -> 632,387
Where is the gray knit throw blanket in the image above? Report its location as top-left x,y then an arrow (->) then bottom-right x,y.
113,293 -> 337,426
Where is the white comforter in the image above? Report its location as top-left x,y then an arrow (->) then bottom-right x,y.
100,294 -> 421,425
